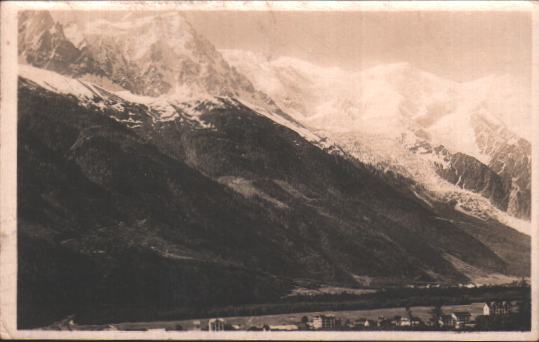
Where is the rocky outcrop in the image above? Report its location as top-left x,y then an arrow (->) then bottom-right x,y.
473,113 -> 531,219
436,151 -> 511,211
18,11 -> 104,77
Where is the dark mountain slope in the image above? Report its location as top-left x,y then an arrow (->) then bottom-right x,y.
18,77 -> 529,328
142,100 -> 513,277
18,84 -> 295,328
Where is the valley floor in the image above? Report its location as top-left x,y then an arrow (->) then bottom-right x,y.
41,285 -> 531,332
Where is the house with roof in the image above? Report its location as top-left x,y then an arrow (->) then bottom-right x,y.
312,314 -> 336,330
208,318 -> 225,332
483,301 -> 512,316
438,314 -> 454,328
438,311 -> 472,329
451,312 -> 471,329
355,318 -> 371,328
398,317 -> 411,327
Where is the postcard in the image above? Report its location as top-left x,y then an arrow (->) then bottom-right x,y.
1,1 -> 537,340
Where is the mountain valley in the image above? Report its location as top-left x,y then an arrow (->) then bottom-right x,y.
16,10 -> 531,329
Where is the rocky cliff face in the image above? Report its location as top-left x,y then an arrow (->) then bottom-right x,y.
18,11 -> 289,121
439,151 -> 511,212
407,141 -> 511,212
18,11 -> 104,77
472,113 -> 531,219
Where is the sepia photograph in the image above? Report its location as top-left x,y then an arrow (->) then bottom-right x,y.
0,1 -> 537,340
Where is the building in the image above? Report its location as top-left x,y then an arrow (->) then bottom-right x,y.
312,314 -> 336,330
438,311 -> 471,329
438,314 -> 454,328
483,301 -> 512,316
390,317 -> 400,327
356,318 -> 370,328
311,316 -> 322,330
398,317 -> 411,327
451,312 -> 471,329
208,318 -> 225,332
192,320 -> 201,331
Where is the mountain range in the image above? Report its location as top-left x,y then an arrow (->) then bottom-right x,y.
17,11 -> 531,328
223,50 -> 532,223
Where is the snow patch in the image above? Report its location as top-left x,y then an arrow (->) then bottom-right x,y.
20,64 -> 95,98
218,176 -> 288,209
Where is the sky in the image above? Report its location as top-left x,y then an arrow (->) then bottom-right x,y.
183,10 -> 532,85
52,10 -> 532,86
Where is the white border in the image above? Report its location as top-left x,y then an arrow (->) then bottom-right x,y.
1,1 -> 537,340
0,0 -> 19,339
2,1 -> 534,12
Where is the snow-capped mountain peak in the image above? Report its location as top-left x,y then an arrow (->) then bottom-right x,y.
60,13 -> 227,97
19,11 -> 302,130
223,49 -> 531,224
17,11 -> 531,226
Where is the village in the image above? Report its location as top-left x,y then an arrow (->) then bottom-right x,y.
167,300 -> 517,332
42,280 -> 531,332
56,299 -> 526,332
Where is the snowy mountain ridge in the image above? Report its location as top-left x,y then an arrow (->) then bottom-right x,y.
19,11 -> 300,125
223,49 -> 532,223
22,63 -> 527,234
19,64 -> 334,152
17,11 -> 531,227
222,49 -> 530,142
60,12 -> 287,113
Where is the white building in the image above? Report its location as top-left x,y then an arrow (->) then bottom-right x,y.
355,318 -> 369,328
450,312 -> 471,329
398,317 -> 411,327
208,318 -> 225,332
483,301 -> 512,316
311,314 -> 336,330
